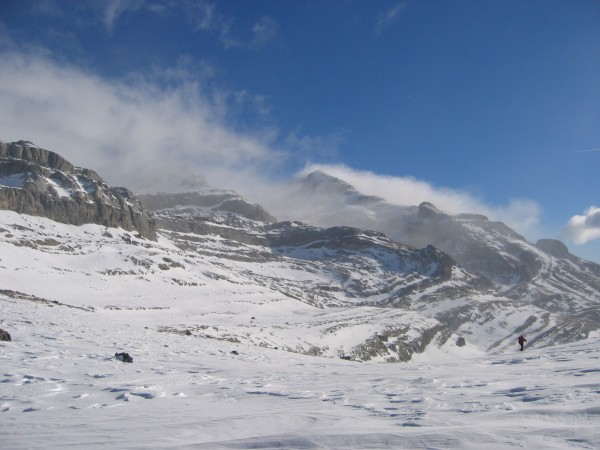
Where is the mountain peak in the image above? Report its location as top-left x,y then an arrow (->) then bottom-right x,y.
536,239 -> 570,258
417,202 -> 447,220
304,170 -> 357,194
1,139 -> 76,173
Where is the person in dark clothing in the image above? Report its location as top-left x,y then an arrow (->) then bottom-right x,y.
518,335 -> 526,351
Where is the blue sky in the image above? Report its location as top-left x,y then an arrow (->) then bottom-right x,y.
1,0 -> 599,262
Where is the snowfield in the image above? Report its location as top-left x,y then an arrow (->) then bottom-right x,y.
1,211 -> 599,449
2,296 -> 599,449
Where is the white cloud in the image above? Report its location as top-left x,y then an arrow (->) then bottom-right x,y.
0,50 -> 544,246
289,163 -> 542,238
0,51 -> 286,193
563,206 -> 600,244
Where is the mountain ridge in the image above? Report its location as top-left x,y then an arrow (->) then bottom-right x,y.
1,139 -> 599,362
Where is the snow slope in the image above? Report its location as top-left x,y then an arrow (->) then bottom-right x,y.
2,287 -> 599,449
0,211 -> 468,362
1,211 -> 600,449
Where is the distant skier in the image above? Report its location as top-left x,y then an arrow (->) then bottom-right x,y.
518,335 -> 526,352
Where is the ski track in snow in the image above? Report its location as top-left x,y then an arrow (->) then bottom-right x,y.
1,296 -> 599,449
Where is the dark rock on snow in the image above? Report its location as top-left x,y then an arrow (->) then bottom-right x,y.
114,352 -> 133,363
0,328 -> 11,342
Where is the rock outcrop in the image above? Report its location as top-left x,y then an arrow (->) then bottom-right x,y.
139,190 -> 276,223
0,140 -> 156,239
536,239 -> 570,258
0,328 -> 11,342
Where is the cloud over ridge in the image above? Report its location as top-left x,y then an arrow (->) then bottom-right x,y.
0,49 -> 545,243
563,206 -> 600,244
287,163 -> 542,239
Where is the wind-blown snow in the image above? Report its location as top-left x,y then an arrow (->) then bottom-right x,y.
1,211 -> 599,449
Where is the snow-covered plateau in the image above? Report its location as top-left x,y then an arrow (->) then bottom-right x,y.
1,211 -> 599,449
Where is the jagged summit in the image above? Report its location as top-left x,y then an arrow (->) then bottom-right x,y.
417,201 -> 447,220
0,140 -> 156,239
304,170 -> 357,194
301,170 -> 385,207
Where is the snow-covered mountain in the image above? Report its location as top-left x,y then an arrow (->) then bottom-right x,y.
2,140 -> 600,449
2,139 -> 599,359
286,170 -> 600,311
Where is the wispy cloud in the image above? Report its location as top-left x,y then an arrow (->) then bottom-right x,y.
182,1 -> 221,33
375,2 -> 408,36
250,16 -> 279,49
101,0 -> 145,33
28,0 -> 279,49
563,206 -> 600,244
29,0 -> 153,35
180,1 -> 279,49
575,147 -> 600,153
0,51 -> 286,193
0,21 -> 15,47
285,130 -> 346,162
255,163 -> 543,241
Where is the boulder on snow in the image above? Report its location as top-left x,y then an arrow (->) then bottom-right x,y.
114,352 -> 133,363
0,328 -> 11,341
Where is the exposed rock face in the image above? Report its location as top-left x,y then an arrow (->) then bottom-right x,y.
536,239 -> 570,258
0,140 -> 156,239
139,190 -> 276,223
0,328 -> 11,342
0,140 -> 75,172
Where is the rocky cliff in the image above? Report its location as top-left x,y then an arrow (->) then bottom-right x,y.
0,140 -> 156,239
